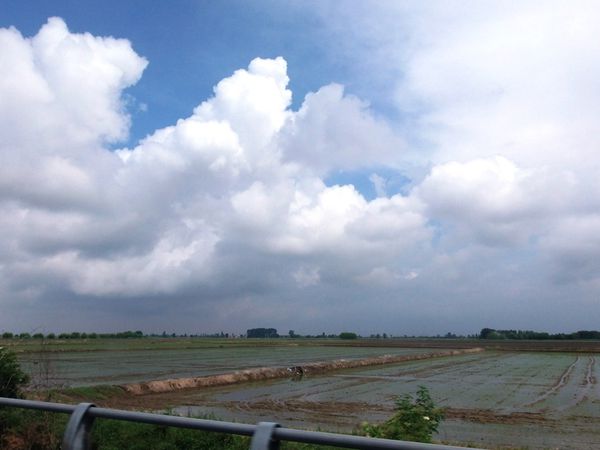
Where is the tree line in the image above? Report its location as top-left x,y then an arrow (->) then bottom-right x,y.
0,328 -> 484,340
479,328 -> 600,340
1,330 -> 144,339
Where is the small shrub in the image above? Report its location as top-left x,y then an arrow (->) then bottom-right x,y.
361,386 -> 444,443
1,347 -> 40,448
0,347 -> 29,398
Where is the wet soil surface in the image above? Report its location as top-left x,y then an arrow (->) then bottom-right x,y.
55,349 -> 600,449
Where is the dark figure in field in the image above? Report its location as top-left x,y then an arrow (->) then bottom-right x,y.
287,366 -> 304,377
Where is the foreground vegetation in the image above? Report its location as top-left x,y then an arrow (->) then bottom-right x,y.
2,409 -> 341,450
2,401 -> 441,450
361,386 -> 444,443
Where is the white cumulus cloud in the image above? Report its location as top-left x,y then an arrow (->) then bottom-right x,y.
4,7 -> 600,335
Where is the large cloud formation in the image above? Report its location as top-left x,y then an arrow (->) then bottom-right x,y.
2,8 -> 600,334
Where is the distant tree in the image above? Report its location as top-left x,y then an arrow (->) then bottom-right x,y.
32,333 -> 44,339
247,328 -> 278,338
46,333 -> 56,339
115,330 -> 143,339
480,328 -> 573,340
479,328 -> 495,339
288,330 -> 296,338
339,332 -> 358,340
574,330 -> 600,339
18,333 -> 31,339
1,332 -> 13,339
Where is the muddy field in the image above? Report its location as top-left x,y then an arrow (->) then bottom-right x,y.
19,343 -> 430,387
16,339 -> 600,449
102,351 -> 600,450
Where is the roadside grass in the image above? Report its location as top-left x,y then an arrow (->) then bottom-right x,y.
92,418 -> 340,450
1,410 -> 343,450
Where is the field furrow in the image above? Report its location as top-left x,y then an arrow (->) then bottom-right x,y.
521,355 -> 579,408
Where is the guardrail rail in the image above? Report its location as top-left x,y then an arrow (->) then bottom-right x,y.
0,397 -> 484,450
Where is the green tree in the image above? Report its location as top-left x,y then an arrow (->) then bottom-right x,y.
339,332 -> 357,339
361,386 -> 443,443
0,347 -> 29,398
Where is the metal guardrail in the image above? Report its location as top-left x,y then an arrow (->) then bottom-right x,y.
0,397 -> 483,450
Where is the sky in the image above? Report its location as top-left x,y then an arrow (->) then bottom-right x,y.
1,1 -> 600,336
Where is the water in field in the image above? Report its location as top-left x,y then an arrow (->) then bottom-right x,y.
20,344 -> 600,448
18,345 -> 428,387
166,351 -> 600,449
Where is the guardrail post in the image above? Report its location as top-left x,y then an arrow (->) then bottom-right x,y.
62,402 -> 96,450
250,421 -> 281,450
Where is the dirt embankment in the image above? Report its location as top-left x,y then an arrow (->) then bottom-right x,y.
122,347 -> 484,395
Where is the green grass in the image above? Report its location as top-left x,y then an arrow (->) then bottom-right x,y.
1,410 -> 342,450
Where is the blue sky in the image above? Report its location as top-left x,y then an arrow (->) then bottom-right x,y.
1,1 -> 347,145
2,2 -> 600,335
0,1 -> 396,199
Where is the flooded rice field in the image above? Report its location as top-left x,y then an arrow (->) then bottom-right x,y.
19,345 -> 428,387
19,341 -> 600,448
159,351 -> 600,449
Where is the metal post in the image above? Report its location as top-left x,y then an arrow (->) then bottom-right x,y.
62,402 -> 96,450
250,421 -> 281,450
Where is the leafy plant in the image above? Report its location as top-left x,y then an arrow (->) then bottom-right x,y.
361,386 -> 444,443
0,346 -> 29,398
